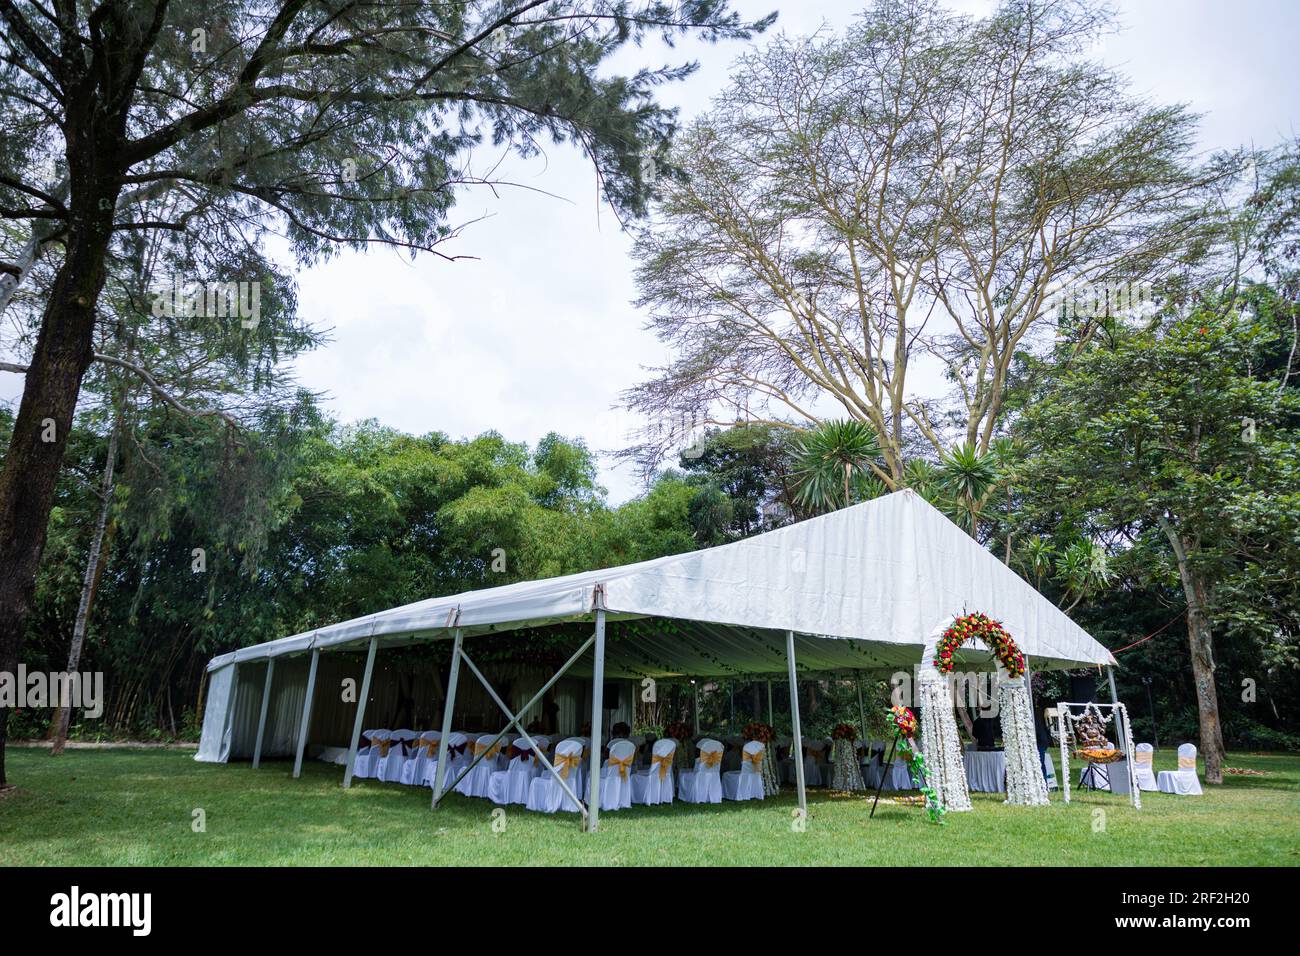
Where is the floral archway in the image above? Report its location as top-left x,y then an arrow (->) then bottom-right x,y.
920,612 -> 1049,810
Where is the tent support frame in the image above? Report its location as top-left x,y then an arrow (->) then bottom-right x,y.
342,635 -> 379,788
431,628 -> 463,807
787,630 -> 807,818
292,648 -> 320,778
251,658 -> 274,769
585,607 -> 607,833
433,632 -> 596,825
1107,666 -> 1125,752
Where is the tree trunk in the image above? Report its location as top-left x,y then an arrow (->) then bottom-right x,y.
0,196 -> 116,787
1183,583 -> 1225,784
1159,517 -> 1226,784
49,425 -> 119,755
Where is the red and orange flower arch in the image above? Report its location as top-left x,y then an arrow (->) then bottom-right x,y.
934,611 -> 1025,679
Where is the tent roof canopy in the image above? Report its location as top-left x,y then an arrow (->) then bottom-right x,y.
207,490 -> 1116,677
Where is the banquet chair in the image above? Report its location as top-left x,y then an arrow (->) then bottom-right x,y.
599,739 -> 637,811
1133,743 -> 1159,791
402,731 -> 440,786
488,738 -> 539,805
721,741 -> 766,801
377,730 -> 415,783
1157,743 -> 1203,795
352,729 -> 385,780
430,732 -> 470,790
526,739 -> 586,813
456,734 -> 504,798
802,738 -> 826,787
632,738 -> 677,806
775,737 -> 794,784
373,730 -> 407,783
678,738 -> 724,804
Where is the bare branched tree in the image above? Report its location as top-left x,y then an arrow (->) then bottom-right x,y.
625,0 -> 1223,481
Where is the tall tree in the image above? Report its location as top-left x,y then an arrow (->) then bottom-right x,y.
624,0 -> 1217,480
0,0 -> 771,786
1013,292 -> 1300,783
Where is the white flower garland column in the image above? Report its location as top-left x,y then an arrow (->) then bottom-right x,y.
918,670 -> 972,812
997,676 -> 1049,807
918,620 -> 972,812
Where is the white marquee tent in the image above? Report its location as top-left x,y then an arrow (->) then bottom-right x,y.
196,489 -> 1116,829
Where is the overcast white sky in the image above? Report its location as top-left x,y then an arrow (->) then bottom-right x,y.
5,1 -> 1297,503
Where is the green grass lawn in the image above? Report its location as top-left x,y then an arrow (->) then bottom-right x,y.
2,747 -> 1297,866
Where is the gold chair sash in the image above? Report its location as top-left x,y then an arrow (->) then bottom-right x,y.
555,752 -> 583,780
471,741 -> 501,761
1178,755 -> 1197,770
375,739 -> 393,757
608,754 -> 634,780
651,753 -> 673,781
1135,751 -> 1153,765
698,750 -> 723,770
743,750 -> 764,772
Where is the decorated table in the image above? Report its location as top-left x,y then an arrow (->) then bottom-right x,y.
864,756 -> 917,791
962,749 -> 1007,792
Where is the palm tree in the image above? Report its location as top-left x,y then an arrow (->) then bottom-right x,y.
790,419 -> 883,513
935,442 -> 1001,536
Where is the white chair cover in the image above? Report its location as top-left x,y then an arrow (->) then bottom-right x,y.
430,731 -> 470,789
678,738 -> 724,804
525,739 -> 585,813
376,729 -> 414,783
1133,743 -> 1159,791
722,741 -> 766,801
488,738 -> 539,805
1157,743 -> 1203,795
631,738 -> 677,805
352,729 -> 385,779
456,734 -> 504,798
599,739 -> 637,811
402,731 -> 440,786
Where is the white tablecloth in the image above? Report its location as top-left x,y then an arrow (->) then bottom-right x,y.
865,758 -> 916,791
963,750 -> 1007,792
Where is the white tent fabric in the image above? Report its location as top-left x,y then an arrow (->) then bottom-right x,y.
197,492 -> 1115,762
205,491 -> 1114,670
195,662 -> 237,762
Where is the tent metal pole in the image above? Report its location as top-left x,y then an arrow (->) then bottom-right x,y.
585,608 -> 607,833
439,641 -> 586,797
786,630 -> 807,818
342,636 -> 379,788
431,628 -> 463,809
855,669 -> 867,741
1107,666 -> 1125,752
767,680 -> 773,725
453,648 -> 589,821
729,681 -> 735,734
693,682 -> 700,735
292,648 -> 320,779
251,658 -> 275,769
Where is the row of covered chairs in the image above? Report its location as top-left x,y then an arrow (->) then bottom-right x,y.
351,729 -> 772,815
1089,742 -> 1203,796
